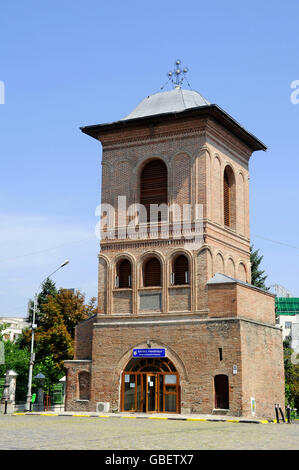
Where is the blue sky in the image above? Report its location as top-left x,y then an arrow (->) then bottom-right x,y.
1,0 -> 299,317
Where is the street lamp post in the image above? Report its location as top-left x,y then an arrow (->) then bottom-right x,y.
25,260 -> 69,412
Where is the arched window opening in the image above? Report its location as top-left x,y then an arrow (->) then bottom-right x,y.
116,259 -> 132,288
223,166 -> 236,228
143,257 -> 161,287
140,159 -> 168,222
125,357 -> 177,373
78,371 -> 90,401
214,374 -> 229,409
171,255 -> 190,285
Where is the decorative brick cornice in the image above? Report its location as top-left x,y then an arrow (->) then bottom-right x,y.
102,128 -> 205,150
93,316 -> 279,330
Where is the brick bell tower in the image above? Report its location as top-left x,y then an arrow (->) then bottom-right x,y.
64,65 -> 285,418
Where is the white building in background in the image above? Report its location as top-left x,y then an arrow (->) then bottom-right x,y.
0,317 -> 29,342
275,297 -> 299,354
291,317 -> 299,355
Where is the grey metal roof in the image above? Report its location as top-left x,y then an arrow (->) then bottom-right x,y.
121,88 -> 211,121
207,273 -> 239,285
80,88 -> 267,152
207,273 -> 274,296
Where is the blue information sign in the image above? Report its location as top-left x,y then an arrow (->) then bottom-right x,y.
133,348 -> 165,358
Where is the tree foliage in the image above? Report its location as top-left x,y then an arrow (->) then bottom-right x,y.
0,325 -> 30,402
283,339 -> 299,411
33,355 -> 61,395
19,284 -> 97,375
250,245 -> 269,290
27,278 -> 58,324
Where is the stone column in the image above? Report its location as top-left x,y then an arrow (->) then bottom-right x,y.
8,370 -> 18,407
0,370 -> 18,413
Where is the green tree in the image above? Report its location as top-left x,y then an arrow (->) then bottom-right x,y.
250,245 -> 269,290
283,339 -> 299,411
27,278 -> 58,324
19,288 -> 97,373
32,355 -> 62,396
0,325 -> 30,402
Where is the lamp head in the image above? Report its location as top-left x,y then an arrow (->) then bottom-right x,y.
60,260 -> 70,268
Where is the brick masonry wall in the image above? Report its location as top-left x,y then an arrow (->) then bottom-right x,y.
64,360 -> 91,411
74,316 -> 96,360
240,321 -> 285,418
67,316 -> 284,418
88,317 -> 243,415
236,284 -> 275,325
97,114 -> 253,317
168,287 -> 190,312
207,284 -> 237,318
207,282 -> 276,325
112,290 -> 132,314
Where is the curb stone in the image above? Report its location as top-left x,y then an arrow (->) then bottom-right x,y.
11,412 -> 280,424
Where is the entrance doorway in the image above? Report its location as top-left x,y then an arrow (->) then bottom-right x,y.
214,374 -> 229,409
121,357 -> 180,413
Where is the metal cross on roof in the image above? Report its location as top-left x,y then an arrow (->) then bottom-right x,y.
167,60 -> 189,88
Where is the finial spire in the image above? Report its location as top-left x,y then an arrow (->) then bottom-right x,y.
167,59 -> 189,89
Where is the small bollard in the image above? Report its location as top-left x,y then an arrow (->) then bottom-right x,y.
286,405 -> 291,424
275,403 -> 280,423
4,400 -> 7,415
279,405 -> 286,423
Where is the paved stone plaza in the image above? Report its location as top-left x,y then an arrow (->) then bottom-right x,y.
0,415 -> 298,450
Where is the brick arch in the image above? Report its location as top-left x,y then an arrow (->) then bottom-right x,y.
237,171 -> 246,235
207,249 -> 213,281
136,156 -> 170,200
223,164 -> 236,230
139,158 -> 168,222
138,250 -> 165,270
214,251 -> 225,275
137,250 -> 165,288
136,155 -> 170,176
112,252 -> 136,271
172,152 -> 191,207
213,155 -> 222,224
201,147 -> 212,218
115,340 -> 189,383
226,257 -> 236,278
167,248 -> 193,287
196,246 -> 213,280
98,255 -> 109,313
78,371 -> 90,401
237,262 -> 247,282
167,248 -> 193,267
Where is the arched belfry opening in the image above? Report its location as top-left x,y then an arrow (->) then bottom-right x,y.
171,254 -> 190,285
223,166 -> 236,229
121,357 -> 180,413
143,257 -> 162,287
140,159 -> 168,222
116,258 -> 132,288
